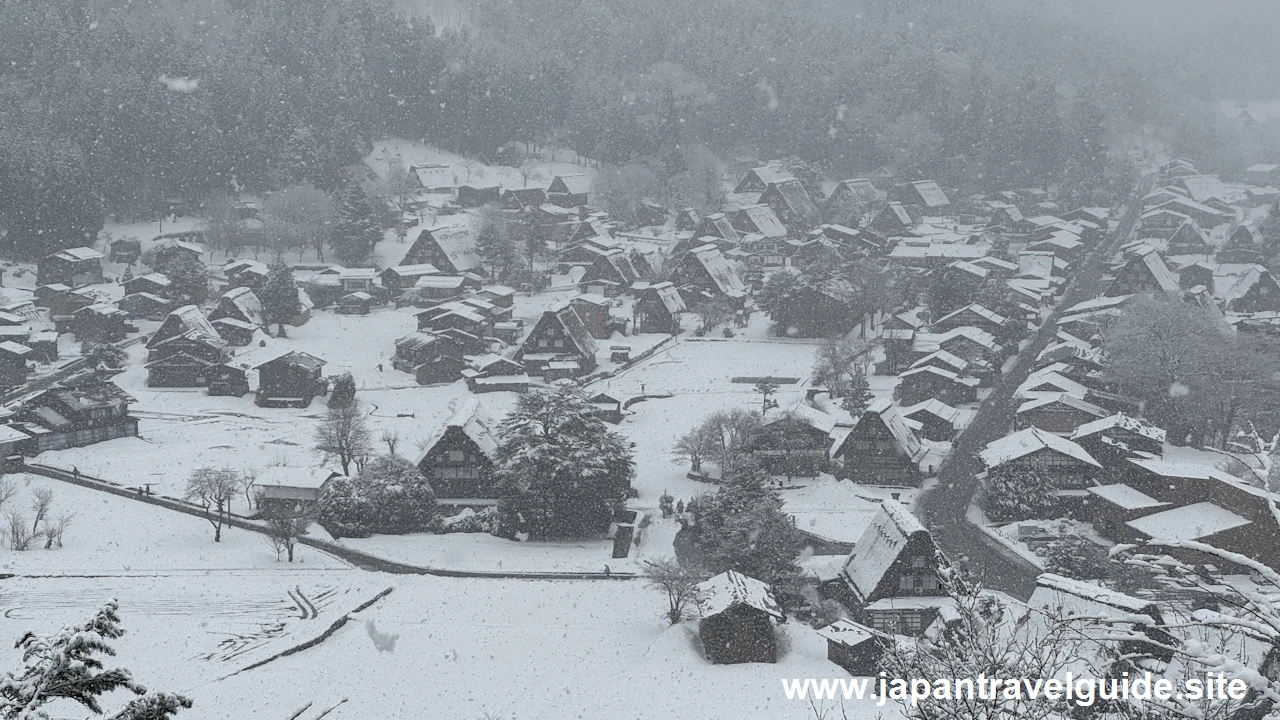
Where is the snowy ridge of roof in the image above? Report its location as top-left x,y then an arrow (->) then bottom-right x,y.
1036,573 -> 1158,615
1070,413 -> 1166,444
696,570 -> 784,621
979,427 -> 1099,469
256,467 -> 338,490
1015,392 -> 1106,417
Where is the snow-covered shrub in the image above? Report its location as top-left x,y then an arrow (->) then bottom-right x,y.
316,455 -> 437,538
438,506 -> 498,534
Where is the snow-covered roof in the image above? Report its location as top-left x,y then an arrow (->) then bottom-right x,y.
889,243 -> 988,260
909,180 -> 950,207
256,467 -> 338,490
901,398 -> 963,425
909,350 -> 969,373
1015,392 -> 1106,418
815,619 -> 882,648
1070,414 -> 1167,445
1016,369 -> 1088,400
1125,502 -> 1251,542
842,500 -> 931,603
1125,458 -> 1238,484
690,245 -> 746,297
934,303 -> 1007,328
1087,483 -> 1168,511
979,428 -> 1100,469
1061,294 -> 1133,316
853,400 -> 925,463
768,403 -> 837,436
737,204 -> 787,238
415,275 -> 467,289
50,247 -> 104,262
1177,175 -> 1228,203
696,570 -> 784,621
1035,573 -> 1159,615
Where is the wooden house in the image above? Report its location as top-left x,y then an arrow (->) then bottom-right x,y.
1070,413 -> 1165,458
637,199 -> 667,226
415,301 -> 492,338
979,427 -> 1101,497
930,303 -> 1007,336
257,467 -> 341,508
1015,393 -> 1108,434
675,207 -> 701,232
416,400 -> 500,501
1245,163 -> 1280,185
672,245 -> 747,302
587,392 -> 623,424
734,165 -> 796,194
515,305 -> 599,378
462,354 -> 529,394
212,318 -> 257,347
456,184 -> 500,208
224,259 -> 270,291
117,292 -> 172,320
691,213 -> 740,244
761,179 -> 821,231
1032,573 -> 1176,664
893,366 -> 979,406
732,204 -> 788,240
568,295 -> 615,340
0,342 -> 31,388
831,400 -> 926,486
122,272 -> 172,298
579,251 -> 638,295
71,304 -> 129,343
747,405 -> 836,477
547,174 -> 590,207
149,239 -> 204,272
146,328 -> 230,388
402,225 -> 483,276
890,180 -> 950,211
381,264 -> 441,294
254,351 -> 326,408
16,378 -> 138,453
148,305 -> 218,350
209,287 -> 266,329
392,331 -> 460,375
38,247 -> 104,288
1164,220 -> 1211,255
818,620 -> 891,676
695,570 -> 785,665
900,399 -> 966,441
839,500 -> 947,635
26,331 -> 57,365
869,203 -> 913,235
824,178 -> 880,226
1105,246 -> 1180,298
336,291 -> 375,315
501,187 -> 548,212
633,282 -> 685,334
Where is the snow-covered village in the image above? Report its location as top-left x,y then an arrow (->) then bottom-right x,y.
4,2 -> 1280,719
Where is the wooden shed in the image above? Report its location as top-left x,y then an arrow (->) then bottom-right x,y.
696,570 -> 785,665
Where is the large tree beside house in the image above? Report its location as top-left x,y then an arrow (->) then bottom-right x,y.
316,454 -> 437,539
683,456 -> 800,586
331,181 -> 383,267
259,263 -> 302,337
494,387 -> 635,540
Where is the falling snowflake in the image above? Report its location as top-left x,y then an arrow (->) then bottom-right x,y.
158,74 -> 199,93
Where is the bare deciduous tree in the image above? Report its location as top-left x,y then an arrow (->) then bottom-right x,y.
28,486 -> 53,537
643,557 -> 704,624
316,403 -> 373,475
263,503 -> 310,562
6,511 -> 33,551
184,466 -> 242,542
41,513 -> 73,549
381,428 -> 401,457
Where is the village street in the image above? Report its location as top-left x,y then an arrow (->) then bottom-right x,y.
919,172 -> 1158,600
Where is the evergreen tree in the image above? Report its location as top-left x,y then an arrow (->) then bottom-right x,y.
475,218 -> 518,280
259,263 -> 302,337
316,455 -> 436,538
163,254 -> 209,306
0,601 -> 191,719
841,372 -> 874,416
984,465 -> 1058,522
328,372 -> 357,409
687,456 -> 800,585
494,387 -> 635,540
331,183 -> 383,267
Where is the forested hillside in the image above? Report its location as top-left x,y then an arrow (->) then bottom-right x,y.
0,0 -> 1271,260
